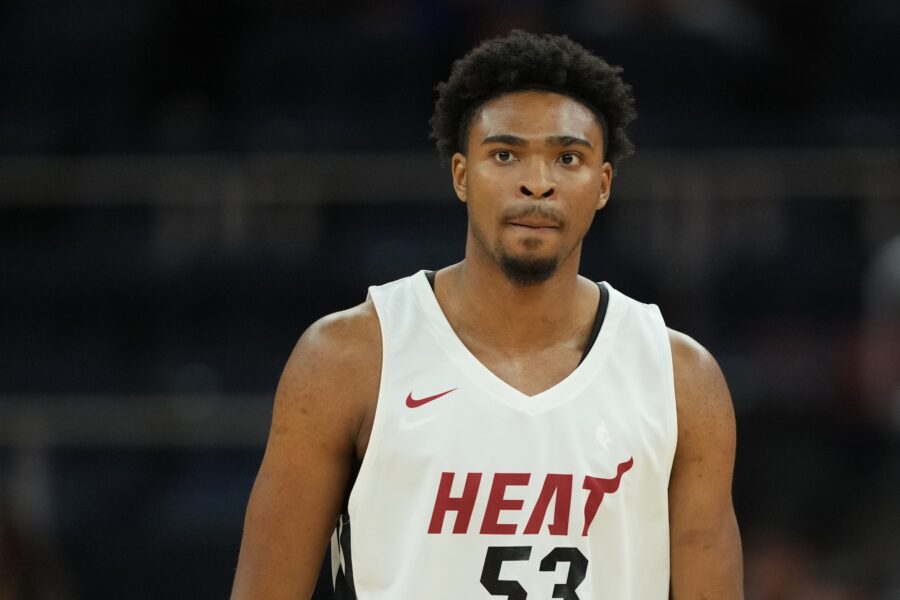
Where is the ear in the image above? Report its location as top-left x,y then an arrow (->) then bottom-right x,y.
451,153 -> 468,203
596,162 -> 613,210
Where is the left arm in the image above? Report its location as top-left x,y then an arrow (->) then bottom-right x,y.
668,329 -> 744,599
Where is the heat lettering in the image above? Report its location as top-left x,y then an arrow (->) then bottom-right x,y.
428,471 -> 482,534
427,460 -> 633,536
581,458 -> 634,536
480,473 -> 530,534
523,473 -> 573,535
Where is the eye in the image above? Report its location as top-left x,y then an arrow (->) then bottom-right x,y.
492,150 -> 516,163
559,152 -> 582,166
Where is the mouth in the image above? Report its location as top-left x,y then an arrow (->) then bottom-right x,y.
508,218 -> 561,230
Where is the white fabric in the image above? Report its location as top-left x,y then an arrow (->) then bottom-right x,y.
346,271 -> 677,599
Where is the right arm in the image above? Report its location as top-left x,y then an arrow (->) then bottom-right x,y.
231,302 -> 381,599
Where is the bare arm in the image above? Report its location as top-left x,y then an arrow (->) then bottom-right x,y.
231,302 -> 381,600
668,329 -> 744,599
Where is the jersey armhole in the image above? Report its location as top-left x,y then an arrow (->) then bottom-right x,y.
654,311 -> 679,482
345,286 -> 393,520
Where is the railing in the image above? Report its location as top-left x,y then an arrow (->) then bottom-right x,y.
1,148 -> 898,206
0,394 -> 271,449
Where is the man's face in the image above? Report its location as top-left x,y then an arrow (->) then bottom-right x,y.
451,90 -> 612,285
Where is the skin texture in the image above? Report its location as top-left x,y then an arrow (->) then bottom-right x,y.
668,329 -> 744,599
231,91 -> 743,599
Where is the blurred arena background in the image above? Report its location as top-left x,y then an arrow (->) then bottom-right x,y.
1,1 -> 899,598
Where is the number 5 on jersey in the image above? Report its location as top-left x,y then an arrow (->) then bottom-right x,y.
480,546 -> 588,599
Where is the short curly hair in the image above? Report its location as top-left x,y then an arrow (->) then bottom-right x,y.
430,30 -> 637,168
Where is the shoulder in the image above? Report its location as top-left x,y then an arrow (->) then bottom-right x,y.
291,298 -> 381,366
283,298 -> 381,392
274,299 -> 382,446
667,328 -> 724,386
666,328 -> 735,448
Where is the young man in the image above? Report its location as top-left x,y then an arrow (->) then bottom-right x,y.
232,31 -> 743,599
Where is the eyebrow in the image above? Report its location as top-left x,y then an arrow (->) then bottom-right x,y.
482,134 -> 528,146
481,134 -> 593,149
547,135 -> 593,149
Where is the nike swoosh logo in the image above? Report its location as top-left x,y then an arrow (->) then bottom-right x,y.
406,388 -> 457,408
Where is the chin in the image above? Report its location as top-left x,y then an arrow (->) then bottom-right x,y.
498,254 -> 559,286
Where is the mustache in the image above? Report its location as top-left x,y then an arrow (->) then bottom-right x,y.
502,204 -> 566,227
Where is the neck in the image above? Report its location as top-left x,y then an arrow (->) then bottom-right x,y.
437,239 -> 594,352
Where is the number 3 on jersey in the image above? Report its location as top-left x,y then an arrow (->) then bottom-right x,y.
480,546 -> 588,599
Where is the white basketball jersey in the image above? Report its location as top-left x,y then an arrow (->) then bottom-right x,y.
331,270 -> 677,599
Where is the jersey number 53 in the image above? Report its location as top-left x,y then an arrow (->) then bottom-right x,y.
480,546 -> 588,599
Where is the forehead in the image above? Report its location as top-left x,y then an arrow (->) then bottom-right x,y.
470,91 -> 602,143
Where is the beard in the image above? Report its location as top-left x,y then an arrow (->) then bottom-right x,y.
468,203 -> 573,286
498,251 -> 559,286
471,220 -> 561,286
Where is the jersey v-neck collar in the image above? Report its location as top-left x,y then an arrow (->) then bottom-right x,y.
424,270 -> 609,365
411,270 -> 625,414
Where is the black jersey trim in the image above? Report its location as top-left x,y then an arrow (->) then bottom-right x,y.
331,514 -> 356,599
424,270 -> 608,365
579,283 -> 609,366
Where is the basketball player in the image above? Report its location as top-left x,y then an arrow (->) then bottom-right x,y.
232,31 -> 743,599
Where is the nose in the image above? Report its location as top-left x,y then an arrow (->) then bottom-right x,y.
519,160 -> 555,199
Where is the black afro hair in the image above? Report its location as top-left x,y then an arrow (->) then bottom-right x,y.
430,30 -> 637,168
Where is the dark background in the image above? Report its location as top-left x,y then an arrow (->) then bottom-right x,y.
1,1 -> 899,598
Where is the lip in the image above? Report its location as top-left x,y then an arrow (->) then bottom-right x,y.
508,218 -> 560,229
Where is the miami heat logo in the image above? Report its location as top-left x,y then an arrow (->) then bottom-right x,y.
427,458 -> 634,536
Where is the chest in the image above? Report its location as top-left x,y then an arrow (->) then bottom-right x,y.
456,332 -> 586,398
355,343 -> 583,460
